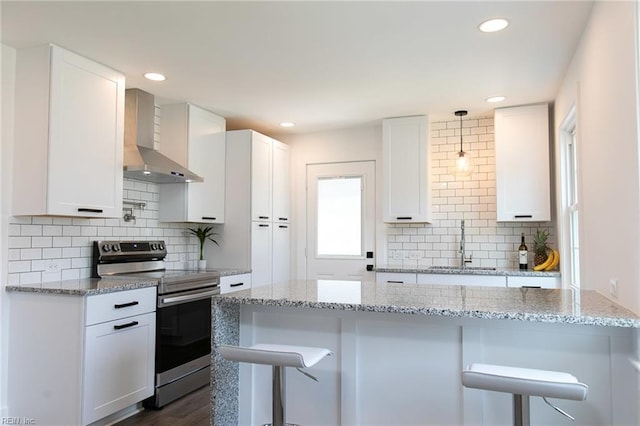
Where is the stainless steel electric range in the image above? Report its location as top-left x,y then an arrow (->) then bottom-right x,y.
92,240 -> 220,409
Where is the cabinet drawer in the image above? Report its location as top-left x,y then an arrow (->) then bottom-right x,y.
376,272 -> 417,284
507,275 -> 560,289
417,273 -> 507,287
86,286 -> 156,326
220,273 -> 252,294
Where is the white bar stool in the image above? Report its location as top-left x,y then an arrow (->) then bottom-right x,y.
461,363 -> 588,426
218,343 -> 333,426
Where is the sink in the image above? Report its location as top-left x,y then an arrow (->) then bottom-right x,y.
428,266 -> 497,271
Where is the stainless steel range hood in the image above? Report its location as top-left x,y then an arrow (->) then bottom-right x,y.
123,88 -> 203,183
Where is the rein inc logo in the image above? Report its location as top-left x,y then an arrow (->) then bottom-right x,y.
1,418 -> 35,425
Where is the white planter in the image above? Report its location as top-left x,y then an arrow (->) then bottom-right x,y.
198,260 -> 207,270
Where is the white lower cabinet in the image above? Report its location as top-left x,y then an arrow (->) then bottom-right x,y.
251,221 -> 273,287
7,286 -> 156,425
375,272 -> 418,283
272,223 -> 291,284
83,311 -> 155,424
417,273 -> 507,287
507,275 -> 560,289
220,273 -> 252,294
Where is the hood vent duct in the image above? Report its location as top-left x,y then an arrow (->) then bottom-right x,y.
123,88 -> 203,183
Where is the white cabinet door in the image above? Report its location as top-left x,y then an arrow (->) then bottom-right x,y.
375,272 -> 418,283
159,103 -> 226,223
382,115 -> 430,223
272,223 -> 291,284
13,44 -> 124,217
83,312 -> 155,424
251,221 -> 273,287
507,275 -> 560,289
495,104 -> 551,222
251,132 -> 273,222
272,140 -> 291,223
417,273 -> 507,287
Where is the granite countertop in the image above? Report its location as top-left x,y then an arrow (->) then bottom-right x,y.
213,268 -> 252,277
215,279 -> 640,328
5,277 -> 158,296
375,265 -> 560,277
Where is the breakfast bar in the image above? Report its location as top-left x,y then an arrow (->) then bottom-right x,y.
211,280 -> 640,426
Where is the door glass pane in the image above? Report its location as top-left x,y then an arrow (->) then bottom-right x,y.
317,177 -> 362,256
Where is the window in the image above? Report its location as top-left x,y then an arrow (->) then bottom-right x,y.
316,176 -> 362,256
561,108 -> 580,290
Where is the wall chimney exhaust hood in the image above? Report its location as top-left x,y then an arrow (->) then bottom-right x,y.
123,88 -> 203,183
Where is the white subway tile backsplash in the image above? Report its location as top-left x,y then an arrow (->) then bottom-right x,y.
7,178 -> 199,285
387,114 -> 557,269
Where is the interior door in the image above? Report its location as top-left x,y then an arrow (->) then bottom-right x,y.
306,161 -> 375,280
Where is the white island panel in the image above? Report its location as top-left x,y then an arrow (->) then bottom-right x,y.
212,280 -> 640,426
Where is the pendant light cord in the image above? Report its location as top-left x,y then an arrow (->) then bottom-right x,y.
455,110 -> 468,154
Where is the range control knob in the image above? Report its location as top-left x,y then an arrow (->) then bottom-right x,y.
112,244 -> 121,252
101,244 -> 111,252
158,244 -> 165,251
151,244 -> 157,250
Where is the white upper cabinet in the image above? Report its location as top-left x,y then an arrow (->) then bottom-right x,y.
272,139 -> 291,223
12,44 -> 124,217
382,115 -> 431,223
251,132 -> 273,221
495,104 -> 551,222
159,103 -> 226,223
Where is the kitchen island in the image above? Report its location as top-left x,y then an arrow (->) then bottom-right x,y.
211,280 -> 640,425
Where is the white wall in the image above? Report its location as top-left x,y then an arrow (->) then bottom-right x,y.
0,42 -> 17,416
555,1 -> 640,313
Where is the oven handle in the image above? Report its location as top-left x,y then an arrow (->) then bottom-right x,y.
159,288 -> 219,307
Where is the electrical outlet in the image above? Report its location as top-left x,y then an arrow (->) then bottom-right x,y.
45,261 -> 61,273
609,279 -> 618,298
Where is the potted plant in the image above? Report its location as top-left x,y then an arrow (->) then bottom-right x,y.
186,226 -> 219,270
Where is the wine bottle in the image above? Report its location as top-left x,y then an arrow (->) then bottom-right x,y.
518,233 -> 528,270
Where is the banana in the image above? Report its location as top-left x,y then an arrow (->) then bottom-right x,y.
545,249 -> 560,271
534,250 -> 554,271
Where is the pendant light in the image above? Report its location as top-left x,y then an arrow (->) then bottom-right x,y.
453,110 -> 474,177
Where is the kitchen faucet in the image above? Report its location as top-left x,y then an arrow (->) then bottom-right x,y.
459,220 -> 473,268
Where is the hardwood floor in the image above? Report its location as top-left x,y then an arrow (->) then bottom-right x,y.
115,386 -> 210,426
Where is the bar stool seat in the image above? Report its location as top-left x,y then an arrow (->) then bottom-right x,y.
219,343 -> 332,369
219,343 -> 333,426
462,363 -> 588,425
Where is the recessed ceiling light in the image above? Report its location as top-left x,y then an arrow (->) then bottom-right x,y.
486,96 -> 506,103
280,122 -> 295,128
479,18 -> 509,33
144,72 -> 166,82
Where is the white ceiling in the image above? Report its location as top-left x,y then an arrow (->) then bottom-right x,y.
1,1 -> 594,136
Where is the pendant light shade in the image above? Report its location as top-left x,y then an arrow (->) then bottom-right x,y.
453,110 -> 474,177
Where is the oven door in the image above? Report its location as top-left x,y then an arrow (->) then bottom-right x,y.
155,287 -> 218,383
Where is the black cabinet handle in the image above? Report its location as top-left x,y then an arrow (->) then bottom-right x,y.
258,224 -> 269,228
230,282 -> 244,288
515,215 -> 533,219
114,301 -> 139,309
114,321 -> 138,330
387,280 -> 404,283
258,216 -> 269,220
522,285 -> 541,289
202,216 -> 216,220
278,217 -> 288,221
279,225 -> 288,229
78,208 -> 103,213
396,216 -> 412,220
